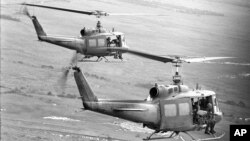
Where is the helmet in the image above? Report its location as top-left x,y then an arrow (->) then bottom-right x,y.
207,103 -> 212,109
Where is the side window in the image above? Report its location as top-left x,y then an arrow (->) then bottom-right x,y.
179,103 -> 190,116
89,39 -> 96,47
164,104 -> 176,117
98,39 -> 105,46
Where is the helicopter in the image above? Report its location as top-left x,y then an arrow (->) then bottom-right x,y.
21,3 -> 167,62
67,50 -> 230,140
21,3 -> 229,140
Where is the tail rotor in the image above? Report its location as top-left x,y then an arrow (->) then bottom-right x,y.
21,5 -> 32,19
57,51 -> 78,94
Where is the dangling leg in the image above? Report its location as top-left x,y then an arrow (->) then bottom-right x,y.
118,52 -> 123,60
210,120 -> 216,134
205,120 -> 211,135
114,51 -> 118,59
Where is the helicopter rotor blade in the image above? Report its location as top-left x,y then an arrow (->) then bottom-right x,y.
181,57 -> 234,63
21,3 -> 168,18
21,3 -> 93,15
108,47 -> 174,63
124,49 -> 174,63
109,47 -> 232,64
109,13 -> 168,16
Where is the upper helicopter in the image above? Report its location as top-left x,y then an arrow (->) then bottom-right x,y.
21,3 -> 167,62
64,49 -> 231,140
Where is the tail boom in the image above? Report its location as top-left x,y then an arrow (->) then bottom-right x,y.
73,67 -> 98,108
30,16 -> 84,53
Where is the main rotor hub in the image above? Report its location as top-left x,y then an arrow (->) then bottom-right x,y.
172,62 -> 182,85
96,20 -> 102,29
90,10 -> 109,18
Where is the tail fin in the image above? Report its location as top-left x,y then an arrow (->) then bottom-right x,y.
31,16 -> 47,40
73,67 -> 98,103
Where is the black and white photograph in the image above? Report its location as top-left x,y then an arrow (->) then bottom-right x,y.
1,0 -> 250,140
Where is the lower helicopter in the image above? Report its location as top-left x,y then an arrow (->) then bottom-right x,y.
66,52 -> 230,140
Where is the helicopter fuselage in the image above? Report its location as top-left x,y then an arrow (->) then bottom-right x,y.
82,91 -> 222,132
74,67 -> 223,132
31,16 -> 128,59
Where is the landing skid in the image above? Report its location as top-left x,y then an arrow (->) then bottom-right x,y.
79,59 -> 101,62
78,57 -> 104,62
143,131 -> 179,140
190,131 -> 225,141
78,57 -> 125,63
143,131 -> 225,141
105,60 -> 126,63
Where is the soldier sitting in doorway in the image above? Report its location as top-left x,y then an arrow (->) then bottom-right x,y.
116,35 -> 121,46
199,97 -> 207,110
112,38 -> 119,47
192,101 -> 199,124
193,97 -> 216,134
107,37 -> 111,47
205,103 -> 216,134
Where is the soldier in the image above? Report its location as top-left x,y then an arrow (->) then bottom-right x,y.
205,103 -> 216,134
107,37 -> 111,47
193,101 -> 199,124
